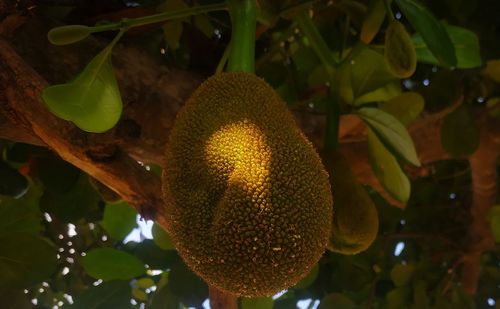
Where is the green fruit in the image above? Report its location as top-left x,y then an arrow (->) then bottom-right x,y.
162,72 -> 332,297
323,151 -> 379,255
385,21 -> 417,78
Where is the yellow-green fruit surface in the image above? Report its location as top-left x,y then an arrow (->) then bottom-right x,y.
162,72 -> 333,297
323,151 -> 379,255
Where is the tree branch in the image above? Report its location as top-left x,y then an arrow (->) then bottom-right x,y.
460,118 -> 499,294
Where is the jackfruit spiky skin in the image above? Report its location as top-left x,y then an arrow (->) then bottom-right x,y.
323,150 -> 379,255
162,72 -> 332,297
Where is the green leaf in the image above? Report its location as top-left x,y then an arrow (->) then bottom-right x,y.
0,289 -> 32,309
37,155 -> 80,195
129,240 -> 178,269
355,81 -> 402,105
42,44 -> 122,133
395,0 -> 456,67
0,234 -> 57,288
40,174 -> 100,223
169,260 -> 208,308
412,24 -> 482,69
152,223 -> 175,250
486,205 -> 500,243
0,161 -> 28,198
350,46 -> 398,98
163,22 -> 183,50
384,21 -> 417,78
72,280 -> 132,309
150,279 -> 180,309
194,14 -> 214,38
241,297 -> 274,309
47,25 -> 92,45
0,186 -> 42,235
440,105 -> 479,157
294,264 -> 319,289
367,129 -> 410,204
360,0 -> 387,44
100,201 -> 138,241
379,92 -> 425,126
358,107 -> 420,166
82,248 -> 146,281
390,263 -> 415,287
319,293 -> 357,309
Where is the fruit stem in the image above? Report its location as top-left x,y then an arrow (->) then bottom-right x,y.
88,2 -> 227,33
296,11 -> 340,151
226,0 -> 257,73
384,0 -> 396,21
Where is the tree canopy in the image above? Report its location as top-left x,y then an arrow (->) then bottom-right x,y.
0,0 -> 499,308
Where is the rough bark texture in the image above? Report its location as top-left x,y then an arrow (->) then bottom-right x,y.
0,14 -> 498,306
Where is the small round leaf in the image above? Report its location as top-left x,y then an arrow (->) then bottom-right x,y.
385,21 -> 417,78
48,25 -> 92,46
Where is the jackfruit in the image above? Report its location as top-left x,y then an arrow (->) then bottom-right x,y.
322,150 -> 378,255
161,72 -> 332,297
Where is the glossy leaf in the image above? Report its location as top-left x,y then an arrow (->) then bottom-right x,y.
47,25 -> 92,45
0,187 -> 42,235
72,280 -> 132,309
412,24 -> 482,69
169,260 -> 208,308
360,0 -> 387,44
0,234 -> 57,288
367,129 -> 410,204
42,44 -> 122,133
40,174 -> 100,223
82,248 -> 146,281
440,105 -> 479,157
152,223 -> 175,250
241,297 -> 274,309
150,279 -> 180,309
384,21 -> 417,78
130,240 -> 178,270
395,0 -> 456,67
100,201 -> 138,241
358,107 -> 420,166
350,47 -> 398,98
379,92 -> 425,126
355,81 -> 402,105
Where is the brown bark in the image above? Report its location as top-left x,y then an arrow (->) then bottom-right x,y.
460,118 -> 500,294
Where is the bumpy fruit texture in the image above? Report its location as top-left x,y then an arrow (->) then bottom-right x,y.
323,151 -> 379,255
384,21 -> 417,78
162,72 -> 332,297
